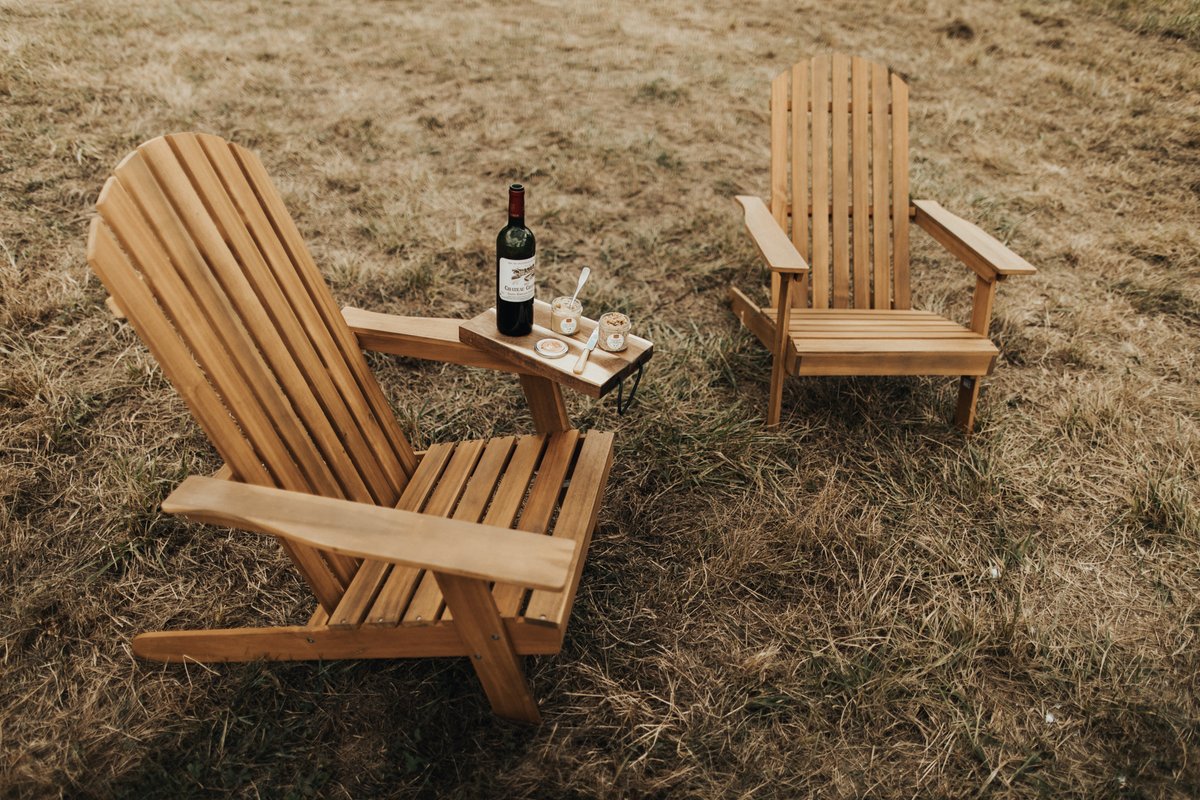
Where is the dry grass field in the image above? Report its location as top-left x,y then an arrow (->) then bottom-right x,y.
2,0 -> 1199,796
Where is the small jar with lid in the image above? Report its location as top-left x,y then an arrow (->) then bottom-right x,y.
550,296 -> 583,336
598,312 -> 630,352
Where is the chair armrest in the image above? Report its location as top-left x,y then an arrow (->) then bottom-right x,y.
913,200 -> 1036,281
162,475 -> 574,590
734,196 -> 810,273
342,307 -> 522,372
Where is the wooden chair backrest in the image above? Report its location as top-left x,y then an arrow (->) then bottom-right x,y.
87,133 -> 419,610
769,54 -> 911,310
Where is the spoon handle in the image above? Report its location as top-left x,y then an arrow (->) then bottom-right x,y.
570,266 -> 591,303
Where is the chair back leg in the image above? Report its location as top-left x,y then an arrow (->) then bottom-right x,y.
955,375 -> 982,432
435,572 -> 541,723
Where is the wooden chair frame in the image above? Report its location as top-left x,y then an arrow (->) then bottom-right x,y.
88,133 -> 614,723
729,54 -> 1035,431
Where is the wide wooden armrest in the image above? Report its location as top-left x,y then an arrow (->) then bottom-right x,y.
913,200 -> 1037,280
342,307 -> 521,372
162,476 -> 575,590
734,195 -> 810,273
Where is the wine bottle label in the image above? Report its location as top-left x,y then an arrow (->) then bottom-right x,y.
498,256 -> 535,301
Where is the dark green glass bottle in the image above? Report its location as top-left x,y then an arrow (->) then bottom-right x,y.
496,184 -> 535,336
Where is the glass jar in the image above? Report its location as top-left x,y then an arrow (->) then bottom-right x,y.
550,296 -> 583,336
598,312 -> 630,352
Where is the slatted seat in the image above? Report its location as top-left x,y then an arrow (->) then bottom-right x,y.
322,431 -> 605,632
87,132 -> 617,723
761,308 -> 998,376
728,53 -> 1035,431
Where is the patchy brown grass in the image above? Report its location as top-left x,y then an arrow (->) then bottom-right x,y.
2,0 -> 1199,797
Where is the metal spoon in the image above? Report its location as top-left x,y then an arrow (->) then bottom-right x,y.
569,267 -> 591,306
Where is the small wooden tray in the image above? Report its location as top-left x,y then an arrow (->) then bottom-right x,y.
459,300 -> 653,398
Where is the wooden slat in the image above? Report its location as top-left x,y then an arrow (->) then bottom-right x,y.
789,337 -> 997,354
401,439 -> 489,624
795,352 -> 995,377
491,430 -> 581,616
734,195 -> 809,272
341,309 -> 521,372
132,617 -> 563,662
435,436 -> 520,621
851,56 -> 871,308
785,203 -> 909,218
103,165 -> 314,494
769,69 -> 791,307
128,138 -> 363,585
809,56 -> 830,309
161,135 -> 384,507
783,99 -> 892,113
870,62 -> 891,309
790,60 -> 811,307
231,142 -> 419,478
96,175 -> 351,607
830,54 -> 850,308
913,201 -> 1038,278
766,309 -> 945,319
162,471 -> 576,591
891,75 -> 911,309
89,220 -> 267,489
193,134 -> 408,504
525,431 -> 615,626
330,443 -> 454,629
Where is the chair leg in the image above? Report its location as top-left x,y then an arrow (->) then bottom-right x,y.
767,353 -> 787,429
767,273 -> 794,430
954,375 -> 982,432
435,572 -> 541,723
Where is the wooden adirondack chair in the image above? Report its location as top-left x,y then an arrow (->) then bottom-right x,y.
728,54 -> 1036,431
86,133 -> 616,723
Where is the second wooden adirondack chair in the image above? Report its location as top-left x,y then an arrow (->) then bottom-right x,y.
87,133 -> 616,723
729,54 -> 1036,431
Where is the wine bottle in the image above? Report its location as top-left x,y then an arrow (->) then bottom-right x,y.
496,183 -> 535,336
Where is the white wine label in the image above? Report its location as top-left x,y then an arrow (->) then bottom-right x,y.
498,256 -> 535,301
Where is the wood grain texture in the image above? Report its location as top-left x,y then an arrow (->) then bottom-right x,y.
459,301 -> 652,399
342,308 -> 522,372
870,61 -> 891,309
789,60 -> 811,308
735,195 -> 810,273
851,56 -> 871,308
890,75 -> 911,308
435,573 -> 541,722
913,200 -> 1037,278
162,475 -> 576,591
809,56 -> 831,309
830,53 -> 851,308
132,617 -> 563,662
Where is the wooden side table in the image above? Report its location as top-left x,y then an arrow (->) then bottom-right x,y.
459,300 -> 653,434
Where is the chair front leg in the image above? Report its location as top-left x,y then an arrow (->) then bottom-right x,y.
435,572 -> 541,723
955,275 -> 998,432
767,272 -> 794,429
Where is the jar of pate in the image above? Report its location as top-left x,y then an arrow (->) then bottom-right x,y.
598,312 -> 630,352
550,296 -> 583,336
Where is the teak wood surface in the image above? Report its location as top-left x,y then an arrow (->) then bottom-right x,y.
87,132 -> 620,723
729,53 -> 1035,432
459,300 -> 653,398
